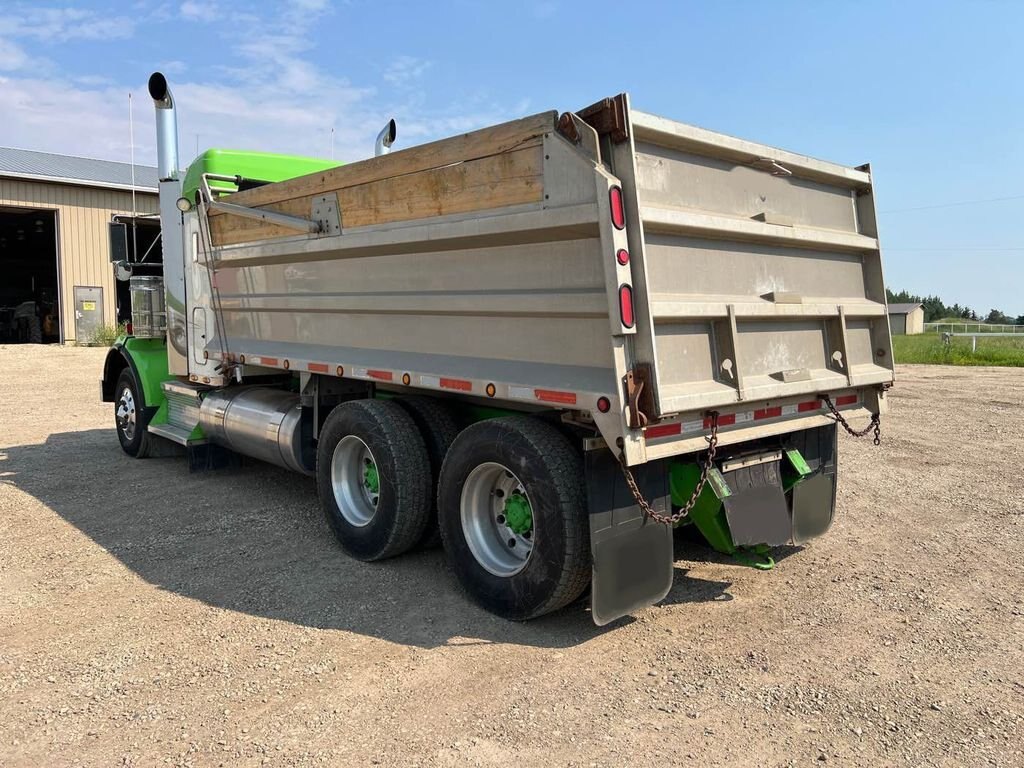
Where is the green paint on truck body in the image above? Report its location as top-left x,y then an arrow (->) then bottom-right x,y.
115,335 -> 173,424
181,149 -> 341,204
112,335 -> 202,438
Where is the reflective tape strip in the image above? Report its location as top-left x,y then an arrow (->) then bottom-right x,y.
508,386 -> 533,401
645,423 -> 682,439
798,399 -> 822,412
441,377 -> 472,392
259,357 -> 278,366
307,362 -> 329,373
781,404 -> 798,416
368,369 -> 393,381
754,406 -> 783,420
418,375 -> 440,388
535,388 -> 577,405
682,419 -> 705,433
836,394 -> 859,406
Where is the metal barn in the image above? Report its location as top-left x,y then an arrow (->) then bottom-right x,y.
0,148 -> 159,344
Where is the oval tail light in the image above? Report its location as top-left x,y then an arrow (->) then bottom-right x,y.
619,284 -> 635,328
609,186 -> 626,230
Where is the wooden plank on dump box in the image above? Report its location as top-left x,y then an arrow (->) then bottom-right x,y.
211,109 -> 557,210
209,143 -> 547,246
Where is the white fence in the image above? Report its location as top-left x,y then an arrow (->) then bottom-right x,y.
925,322 -> 1024,335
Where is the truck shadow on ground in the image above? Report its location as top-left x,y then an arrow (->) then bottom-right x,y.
3,429 -> 744,649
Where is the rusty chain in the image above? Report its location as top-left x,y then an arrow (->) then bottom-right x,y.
821,394 -> 882,446
618,412 -> 720,525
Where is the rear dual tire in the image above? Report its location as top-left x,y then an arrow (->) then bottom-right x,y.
317,400 -> 431,561
437,417 -> 590,620
316,401 -> 591,620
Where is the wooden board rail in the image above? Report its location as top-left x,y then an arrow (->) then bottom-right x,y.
208,111 -> 557,247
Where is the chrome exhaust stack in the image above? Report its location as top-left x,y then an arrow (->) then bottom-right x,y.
148,72 -> 180,181
375,119 -> 397,157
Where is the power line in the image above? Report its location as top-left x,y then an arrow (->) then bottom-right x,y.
880,194 -> 1024,214
885,246 -> 1024,251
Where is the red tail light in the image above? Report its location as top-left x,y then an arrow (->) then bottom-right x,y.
616,248 -> 630,266
609,186 -> 626,230
619,284 -> 635,328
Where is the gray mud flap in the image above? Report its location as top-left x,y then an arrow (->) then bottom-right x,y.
788,425 -> 839,543
721,461 -> 790,546
586,450 -> 673,626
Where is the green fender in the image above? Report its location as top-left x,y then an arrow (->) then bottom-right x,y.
101,335 -> 174,427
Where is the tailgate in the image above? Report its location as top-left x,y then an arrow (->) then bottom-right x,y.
609,102 -> 894,418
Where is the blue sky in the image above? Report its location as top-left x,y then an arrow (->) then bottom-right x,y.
0,0 -> 1021,315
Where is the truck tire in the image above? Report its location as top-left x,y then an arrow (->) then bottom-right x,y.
395,396 -> 459,549
114,368 -> 152,458
317,399 -> 432,561
437,417 -> 590,620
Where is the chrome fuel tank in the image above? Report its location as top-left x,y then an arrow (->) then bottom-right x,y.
199,388 -> 313,475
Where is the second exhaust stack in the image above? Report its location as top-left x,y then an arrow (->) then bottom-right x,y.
148,72 -> 179,181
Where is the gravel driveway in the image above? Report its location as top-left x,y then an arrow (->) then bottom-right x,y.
1,344 -> 1021,767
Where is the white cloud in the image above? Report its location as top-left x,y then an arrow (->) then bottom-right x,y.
0,2 -> 527,166
0,38 -> 30,71
180,1 -> 218,22
383,56 -> 431,87
0,6 -> 135,42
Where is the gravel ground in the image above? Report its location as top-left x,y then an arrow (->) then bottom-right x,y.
1,344 -> 1021,767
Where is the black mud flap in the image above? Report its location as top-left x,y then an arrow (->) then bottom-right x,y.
586,450 -> 673,626
787,424 -> 838,544
721,461 -> 791,546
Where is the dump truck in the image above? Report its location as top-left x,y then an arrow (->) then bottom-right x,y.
101,72 -> 893,625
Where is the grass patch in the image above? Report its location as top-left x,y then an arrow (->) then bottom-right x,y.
892,334 -> 1024,366
83,323 -> 128,347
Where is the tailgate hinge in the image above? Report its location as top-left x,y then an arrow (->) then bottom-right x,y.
577,94 -> 630,144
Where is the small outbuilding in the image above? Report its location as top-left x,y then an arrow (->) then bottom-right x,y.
888,302 -> 925,335
0,147 -> 159,344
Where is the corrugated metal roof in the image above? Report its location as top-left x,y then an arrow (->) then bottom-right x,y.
0,146 -> 159,192
888,303 -> 923,314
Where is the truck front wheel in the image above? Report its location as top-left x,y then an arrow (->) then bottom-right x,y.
437,417 -> 590,620
317,400 -> 432,561
114,368 -> 152,458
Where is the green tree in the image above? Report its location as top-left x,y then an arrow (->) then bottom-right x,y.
986,309 -> 1011,325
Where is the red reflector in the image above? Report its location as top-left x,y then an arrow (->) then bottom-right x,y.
307,362 -> 329,373
798,400 -> 822,412
535,388 -> 576,405
368,369 -> 393,381
755,406 -> 783,420
836,394 -> 858,406
596,396 -> 611,413
619,284 -> 635,328
705,413 -> 736,429
260,357 -> 279,367
645,423 -> 681,439
616,248 -> 630,266
125,322 -> 133,335
440,377 -> 472,392
609,186 -> 626,229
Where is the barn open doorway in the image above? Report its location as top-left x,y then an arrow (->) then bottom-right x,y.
0,207 -> 60,343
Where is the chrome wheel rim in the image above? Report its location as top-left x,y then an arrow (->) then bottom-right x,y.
330,435 -> 380,527
115,386 -> 136,441
461,462 -> 534,577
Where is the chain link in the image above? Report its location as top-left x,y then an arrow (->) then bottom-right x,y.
821,394 -> 882,446
618,412 -> 720,525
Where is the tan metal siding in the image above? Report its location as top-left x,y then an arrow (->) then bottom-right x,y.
0,178 -> 158,341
